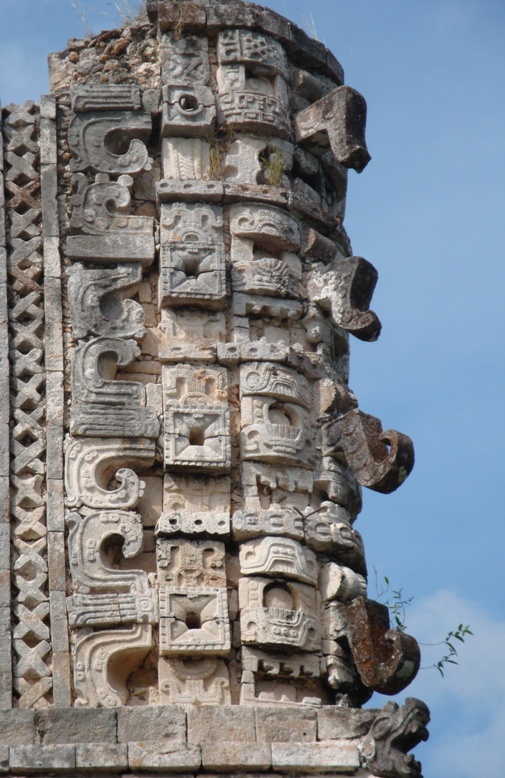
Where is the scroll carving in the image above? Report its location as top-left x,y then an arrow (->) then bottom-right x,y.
67,263 -> 145,340
69,110 -> 152,175
67,173 -> 155,265
70,337 -> 160,438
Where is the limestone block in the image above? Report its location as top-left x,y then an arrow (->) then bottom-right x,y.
232,508 -> 304,542
240,646 -> 323,708
240,395 -> 314,468
317,707 -> 376,741
187,705 -> 256,743
162,137 -> 211,180
314,457 -> 362,516
40,164 -> 59,237
162,85 -> 216,137
0,710 -> 35,745
117,705 -> 186,743
159,203 -> 225,308
159,307 -> 224,362
73,623 -> 153,708
319,563 -> 367,603
67,510 -> 149,595
157,179 -> 224,203
67,591 -> 157,628
71,84 -> 142,113
306,513 -> 366,574
202,742 -> 271,771
159,473 -> 230,536
67,174 -> 155,266
75,742 -> 128,771
241,462 -> 314,513
137,476 -> 163,527
65,437 -> 155,510
239,537 -> 318,585
161,33 -> 210,85
70,337 -> 160,438
0,746 -> 7,773
223,137 -> 292,188
271,740 -> 360,772
255,706 -> 317,742
69,108 -> 152,175
10,744 -> 76,772
67,263 -> 145,340
239,576 -> 321,652
300,226 -> 338,264
217,29 -> 289,80
128,742 -> 202,771
36,708 -> 117,744
163,365 -> 230,473
158,586 -> 230,655
159,656 -> 231,705
156,538 -> 226,587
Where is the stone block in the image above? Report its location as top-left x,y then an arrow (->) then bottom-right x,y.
271,741 -> 360,772
0,608 -> 12,707
0,745 -> 8,773
41,164 -> 59,237
76,743 -> 128,771
255,707 -> 317,743
0,477 -> 8,526
43,237 -> 61,278
10,744 -> 76,772
128,742 -> 201,771
46,479 -> 65,532
202,742 -> 271,771
117,705 -> 186,743
0,710 -> 35,745
187,706 -> 256,744
52,651 -> 72,709
36,708 -> 117,744
317,707 -> 376,741
46,425 -> 64,480
49,592 -> 69,653
47,533 -> 66,592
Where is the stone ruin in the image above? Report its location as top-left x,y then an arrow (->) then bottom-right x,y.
0,1 -> 430,776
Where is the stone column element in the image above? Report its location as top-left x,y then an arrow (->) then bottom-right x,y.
0,2 -> 430,776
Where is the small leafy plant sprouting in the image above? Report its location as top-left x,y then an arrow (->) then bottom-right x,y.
375,570 -> 473,677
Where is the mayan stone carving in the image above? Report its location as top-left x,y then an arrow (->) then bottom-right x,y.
0,1 -> 430,776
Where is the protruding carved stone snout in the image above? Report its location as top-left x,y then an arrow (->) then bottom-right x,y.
295,86 -> 371,172
325,409 -> 415,493
344,597 -> 421,695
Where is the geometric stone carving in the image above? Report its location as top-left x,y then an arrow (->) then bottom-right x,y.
163,365 -> 230,472
69,109 -> 152,175
304,505 -> 367,575
158,474 -> 230,537
159,307 -> 225,362
240,395 -> 314,467
71,84 -> 143,113
159,203 -> 225,307
239,537 -> 318,585
159,656 -> 231,705
70,337 -> 160,438
240,646 -> 324,707
307,257 -> 381,342
161,33 -> 210,86
232,508 -> 304,542
239,363 -> 311,407
73,623 -> 153,707
64,437 -> 156,510
360,698 -> 430,778
239,577 -> 321,652
295,86 -> 371,173
156,539 -> 227,587
67,174 -> 155,265
230,204 -> 300,251
161,137 -> 212,181
67,592 -> 157,628
66,511 -> 150,594
67,263 -> 146,340
158,586 -> 230,655
324,410 -> 415,494
319,563 -> 367,603
216,30 -> 290,136
162,85 -> 216,137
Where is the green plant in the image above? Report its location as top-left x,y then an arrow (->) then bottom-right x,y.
207,140 -> 223,180
259,147 -> 285,187
375,570 -> 473,677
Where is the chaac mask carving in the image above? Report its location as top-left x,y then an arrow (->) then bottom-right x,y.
0,6 -> 429,774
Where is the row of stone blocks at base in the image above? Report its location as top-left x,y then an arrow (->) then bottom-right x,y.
0,702 -> 428,776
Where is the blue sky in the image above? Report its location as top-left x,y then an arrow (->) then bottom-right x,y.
1,1 -> 504,774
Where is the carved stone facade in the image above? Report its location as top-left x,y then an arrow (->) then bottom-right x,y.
0,1 -> 429,776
